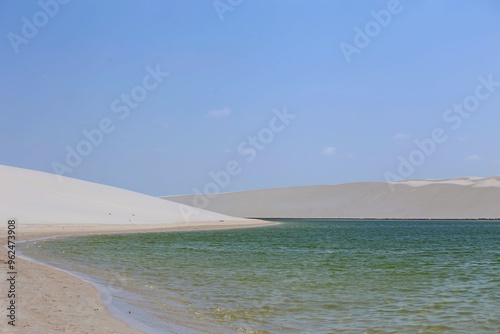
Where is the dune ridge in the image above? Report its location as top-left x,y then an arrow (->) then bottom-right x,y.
0,164 -> 254,225
164,177 -> 500,219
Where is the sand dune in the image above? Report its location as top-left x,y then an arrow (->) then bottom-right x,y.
0,164 -> 271,333
0,164 -> 251,225
164,177 -> 500,219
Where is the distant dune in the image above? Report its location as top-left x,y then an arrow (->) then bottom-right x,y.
164,177 -> 500,219
0,164 -> 252,225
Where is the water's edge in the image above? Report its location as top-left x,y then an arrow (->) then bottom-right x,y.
17,237 -> 160,333
17,222 -> 280,334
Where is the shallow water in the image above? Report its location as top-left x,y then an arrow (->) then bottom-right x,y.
20,220 -> 500,333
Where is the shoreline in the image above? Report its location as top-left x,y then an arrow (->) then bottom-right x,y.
1,220 -> 275,333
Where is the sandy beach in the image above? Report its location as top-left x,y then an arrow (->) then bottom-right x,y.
1,221 -> 272,334
0,165 -> 273,333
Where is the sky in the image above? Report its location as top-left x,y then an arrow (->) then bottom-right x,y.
1,0 -> 500,196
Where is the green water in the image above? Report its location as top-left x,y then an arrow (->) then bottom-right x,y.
20,220 -> 500,333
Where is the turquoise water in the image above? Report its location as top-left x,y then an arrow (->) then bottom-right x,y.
20,220 -> 500,333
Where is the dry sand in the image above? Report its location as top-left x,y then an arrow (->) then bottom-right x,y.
0,165 -> 273,333
165,177 -> 500,219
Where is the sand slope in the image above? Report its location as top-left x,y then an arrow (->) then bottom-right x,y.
0,165 -> 272,333
0,164 -> 247,225
164,177 -> 500,219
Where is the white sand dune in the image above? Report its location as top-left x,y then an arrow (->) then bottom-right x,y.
165,177 -> 500,219
0,165 -> 273,333
0,164 -> 253,225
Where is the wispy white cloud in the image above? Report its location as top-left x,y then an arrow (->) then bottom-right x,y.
322,146 -> 336,156
466,154 -> 481,162
393,133 -> 410,140
208,107 -> 231,117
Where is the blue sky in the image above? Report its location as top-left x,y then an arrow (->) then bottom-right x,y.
1,0 -> 500,196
